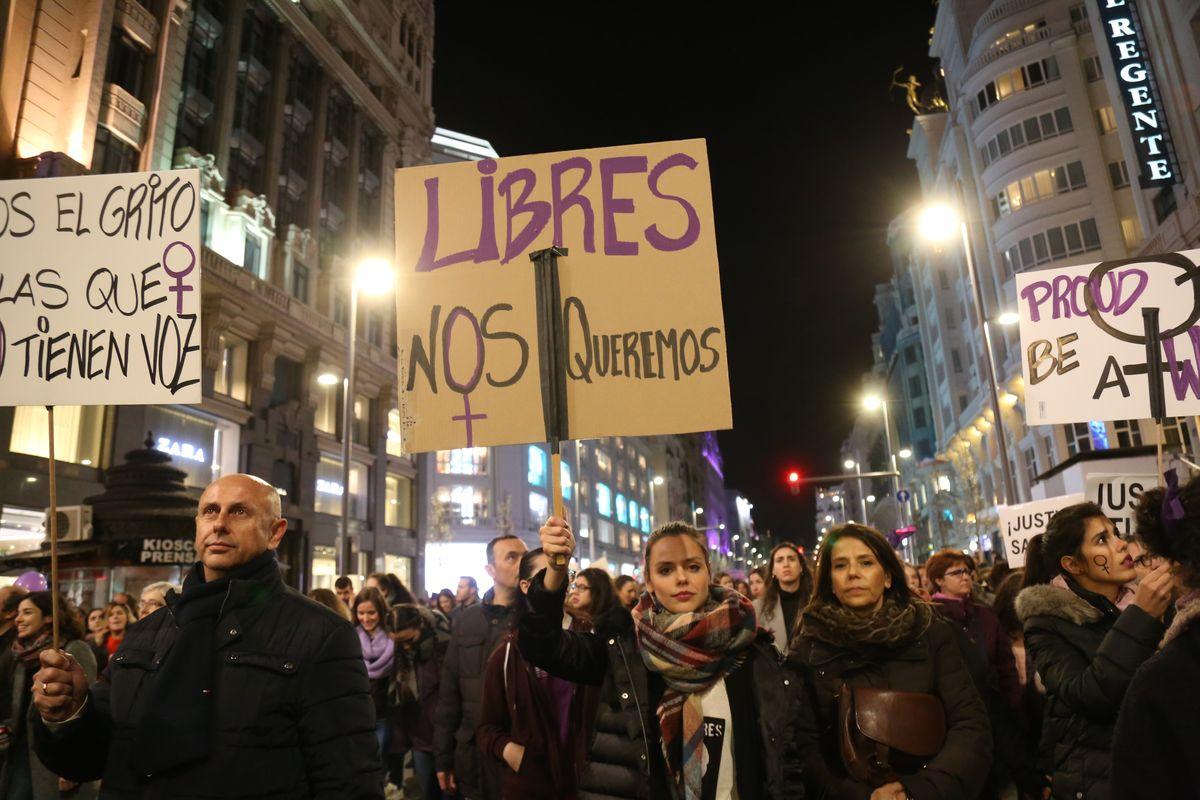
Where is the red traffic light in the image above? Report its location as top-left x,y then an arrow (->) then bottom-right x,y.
787,471 -> 800,484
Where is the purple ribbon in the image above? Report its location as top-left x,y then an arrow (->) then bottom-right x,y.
1163,469 -> 1186,536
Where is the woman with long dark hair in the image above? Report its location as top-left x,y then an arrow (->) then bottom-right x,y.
566,567 -> 616,631
0,592 -> 98,799
521,518 -> 803,799
1112,471 -> 1200,796
387,602 -> 451,800
754,542 -> 812,656
1016,502 -> 1171,799
791,524 -> 991,800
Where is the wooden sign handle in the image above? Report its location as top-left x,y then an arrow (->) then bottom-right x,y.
46,405 -> 61,651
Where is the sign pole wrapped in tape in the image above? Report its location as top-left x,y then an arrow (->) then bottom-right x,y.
394,140 -> 732,563
0,168 -> 202,646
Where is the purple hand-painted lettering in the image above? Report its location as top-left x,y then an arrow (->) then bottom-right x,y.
551,157 -> 595,251
1163,326 -> 1200,401
452,393 -> 488,447
442,306 -> 487,444
161,240 -> 196,314
599,156 -> 647,256
498,167 -> 550,264
644,153 -> 701,251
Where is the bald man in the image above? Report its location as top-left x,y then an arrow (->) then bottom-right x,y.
29,474 -> 385,799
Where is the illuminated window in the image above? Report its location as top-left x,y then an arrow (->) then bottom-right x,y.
214,333 -> 248,402
560,461 -> 572,500
1096,106 -> 1118,134
618,529 -> 630,549
616,494 -> 627,524
528,445 -> 548,486
10,406 -> 105,466
640,507 -> 651,533
436,484 -> 489,525
631,534 -> 641,552
529,492 -> 549,523
314,455 -> 367,518
596,483 -> 612,517
385,474 -> 414,528
436,448 -> 488,475
628,500 -> 639,527
387,408 -> 404,456
314,373 -> 340,434
598,519 -> 614,544
595,450 -> 612,475
579,512 -> 591,539
352,393 -> 371,446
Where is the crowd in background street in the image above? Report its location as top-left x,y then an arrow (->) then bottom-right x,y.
2,469 -> 1198,799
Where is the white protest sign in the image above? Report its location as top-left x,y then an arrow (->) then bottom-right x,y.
1086,474 -> 1156,539
394,139 -> 731,453
0,169 -> 202,406
1016,249 -> 1200,424
999,493 -> 1084,567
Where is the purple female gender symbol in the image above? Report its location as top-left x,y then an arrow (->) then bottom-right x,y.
442,307 -> 488,446
161,240 -> 197,314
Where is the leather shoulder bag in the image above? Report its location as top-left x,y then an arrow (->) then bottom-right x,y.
838,683 -> 947,786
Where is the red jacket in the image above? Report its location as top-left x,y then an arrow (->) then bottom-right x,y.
477,630 -> 590,799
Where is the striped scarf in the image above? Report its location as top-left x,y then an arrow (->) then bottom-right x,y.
633,585 -> 758,800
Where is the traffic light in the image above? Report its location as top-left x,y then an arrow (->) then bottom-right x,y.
786,470 -> 801,495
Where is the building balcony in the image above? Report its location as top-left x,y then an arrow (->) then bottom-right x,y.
283,99 -> 313,132
99,82 -> 147,148
229,127 -> 265,162
279,168 -> 308,201
325,136 -> 349,166
359,168 -> 380,194
192,5 -> 222,48
321,202 -> 346,230
181,87 -> 214,126
114,0 -> 159,51
965,24 -> 1053,80
237,55 -> 271,93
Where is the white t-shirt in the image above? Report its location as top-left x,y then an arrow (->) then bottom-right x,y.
697,680 -> 738,800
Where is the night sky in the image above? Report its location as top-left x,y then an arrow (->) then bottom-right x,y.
431,3 -> 938,546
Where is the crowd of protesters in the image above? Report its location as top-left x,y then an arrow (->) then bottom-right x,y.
6,469 -> 1200,798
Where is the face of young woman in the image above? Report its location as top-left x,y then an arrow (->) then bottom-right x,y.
936,561 -> 974,599
438,595 -> 454,614
773,548 -> 801,587
618,581 -> 640,608
717,575 -> 735,590
87,609 -> 106,633
904,565 -> 922,593
568,576 -> 592,613
357,602 -> 380,632
1068,516 -> 1136,587
15,599 -> 47,639
748,572 -> 765,599
107,607 -> 129,633
829,536 -> 892,613
647,535 -> 711,614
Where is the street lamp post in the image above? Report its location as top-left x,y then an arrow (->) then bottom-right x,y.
844,458 -> 869,524
863,395 -> 902,527
336,258 -> 394,577
918,199 -> 1017,507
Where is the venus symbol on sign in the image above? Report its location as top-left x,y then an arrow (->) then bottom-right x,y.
162,240 -> 197,314
443,306 -> 488,446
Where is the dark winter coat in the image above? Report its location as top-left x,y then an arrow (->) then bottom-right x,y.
1017,581 -> 1164,800
30,564 -> 385,799
1111,598 -> 1200,798
433,589 -> 519,800
932,594 -> 1022,712
789,616 -> 993,800
519,571 -> 804,800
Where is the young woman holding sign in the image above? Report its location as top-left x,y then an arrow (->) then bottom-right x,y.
520,517 -> 802,799
1015,502 -> 1171,800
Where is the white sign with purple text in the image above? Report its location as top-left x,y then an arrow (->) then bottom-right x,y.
0,169 -> 202,406
1017,250 -> 1200,424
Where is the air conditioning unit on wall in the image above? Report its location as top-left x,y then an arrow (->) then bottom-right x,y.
43,506 -> 93,542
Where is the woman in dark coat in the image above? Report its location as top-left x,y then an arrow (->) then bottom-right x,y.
387,602 -> 450,800
790,524 -> 992,800
520,518 -> 803,800
1111,472 -> 1200,797
1016,502 -> 1172,800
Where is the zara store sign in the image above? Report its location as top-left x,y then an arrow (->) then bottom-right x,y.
1095,0 -> 1180,187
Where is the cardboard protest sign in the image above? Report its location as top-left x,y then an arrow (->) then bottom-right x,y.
394,140 -> 731,453
999,493 -> 1084,567
1016,250 -> 1200,424
0,169 -> 202,406
1086,474 -> 1156,538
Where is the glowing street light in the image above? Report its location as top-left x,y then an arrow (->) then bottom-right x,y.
653,475 -> 665,486
317,372 -> 339,386
898,448 -> 913,459
916,203 -> 959,243
843,459 -> 856,470
997,310 -> 1021,326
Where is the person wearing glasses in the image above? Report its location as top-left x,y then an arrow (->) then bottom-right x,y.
137,582 -> 178,620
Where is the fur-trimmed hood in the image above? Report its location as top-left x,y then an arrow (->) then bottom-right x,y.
1016,583 -> 1104,626
1161,596 -> 1200,649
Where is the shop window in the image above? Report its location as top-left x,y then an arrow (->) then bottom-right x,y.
311,545 -> 338,590
436,448 -> 488,475
528,445 -> 547,486
314,455 -> 367,518
382,554 -> 413,589
214,333 -> 249,402
385,474 -> 414,528
144,406 -> 239,488
10,406 -> 105,466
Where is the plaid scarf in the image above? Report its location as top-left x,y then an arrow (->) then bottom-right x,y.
633,585 -> 758,800
12,628 -> 53,669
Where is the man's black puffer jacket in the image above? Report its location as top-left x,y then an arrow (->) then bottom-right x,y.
518,570 -> 804,800
1017,580 -> 1164,800
31,560 -> 385,799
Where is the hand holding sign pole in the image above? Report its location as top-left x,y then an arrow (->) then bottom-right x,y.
531,246 -> 571,567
